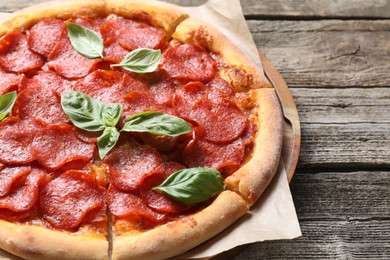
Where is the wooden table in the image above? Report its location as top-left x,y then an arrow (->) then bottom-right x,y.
1,0 -> 389,259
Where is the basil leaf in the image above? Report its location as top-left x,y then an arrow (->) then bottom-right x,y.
97,127 -> 120,159
61,91 -> 106,131
67,22 -> 104,59
0,91 -> 17,121
153,168 -> 226,205
121,111 -> 192,136
111,48 -> 161,73
101,103 -> 122,127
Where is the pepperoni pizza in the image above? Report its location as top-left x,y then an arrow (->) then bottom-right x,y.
0,0 -> 283,259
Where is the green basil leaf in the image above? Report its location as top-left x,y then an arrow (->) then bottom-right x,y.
153,168 -> 226,205
97,127 -> 120,159
67,22 -> 104,59
101,103 -> 122,127
121,111 -> 192,136
61,91 -> 106,131
111,48 -> 161,73
0,91 -> 17,121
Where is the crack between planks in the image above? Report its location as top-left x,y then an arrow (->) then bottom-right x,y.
296,163 -> 390,174
244,14 -> 390,21
298,216 -> 390,222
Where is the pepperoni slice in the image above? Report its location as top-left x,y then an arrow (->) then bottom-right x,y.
27,18 -> 67,57
118,25 -> 165,51
0,166 -> 31,197
121,92 -> 157,122
140,162 -> 191,213
190,99 -> 248,143
0,117 -> 42,164
31,124 -> 95,170
13,86 -> 69,125
183,138 -> 245,171
107,184 -> 165,222
162,43 -> 215,83
40,170 -> 104,230
241,120 -> 256,146
207,76 -> 234,98
0,66 -> 22,95
122,73 -> 150,93
69,17 -> 102,37
173,81 -> 226,120
101,14 -> 139,43
0,33 -> 45,73
104,145 -> 164,191
48,39 -> 101,79
0,168 -> 46,213
74,69 -> 125,103
23,71 -> 74,94
75,129 -> 100,144
103,42 -> 130,63
143,71 -> 176,106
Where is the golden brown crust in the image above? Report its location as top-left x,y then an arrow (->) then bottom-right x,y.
0,220 -> 108,260
226,88 -> 283,207
105,0 -> 189,37
112,191 -> 248,260
0,0 -> 106,35
172,18 -> 272,91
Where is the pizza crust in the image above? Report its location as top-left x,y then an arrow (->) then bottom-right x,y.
0,0 -> 188,38
112,191 -> 248,260
0,220 -> 108,260
172,18 -> 272,91
0,0 -> 106,35
226,88 -> 283,207
105,0 -> 189,37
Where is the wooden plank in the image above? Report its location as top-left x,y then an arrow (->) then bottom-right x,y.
298,123 -> 390,169
290,172 -> 390,220
289,88 -> 390,169
291,88 -> 390,124
241,0 -> 390,19
233,220 -> 390,259
1,0 -> 390,18
248,20 -> 390,87
232,171 -> 390,259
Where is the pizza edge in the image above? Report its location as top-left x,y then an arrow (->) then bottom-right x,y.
0,220 -> 108,260
112,190 -> 248,260
226,88 -> 284,207
0,0 -> 106,35
172,17 -> 273,91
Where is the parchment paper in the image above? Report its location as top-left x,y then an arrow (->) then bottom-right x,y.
0,0 -> 301,259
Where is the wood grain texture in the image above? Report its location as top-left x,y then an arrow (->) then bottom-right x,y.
288,87 -> 390,170
1,0 -> 390,18
233,220 -> 390,259
290,171 -> 390,220
298,123 -> 390,170
248,20 -> 390,87
232,171 -> 390,259
241,0 -> 390,19
291,88 -> 390,124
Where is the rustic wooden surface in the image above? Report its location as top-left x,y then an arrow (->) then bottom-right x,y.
1,0 -> 389,259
